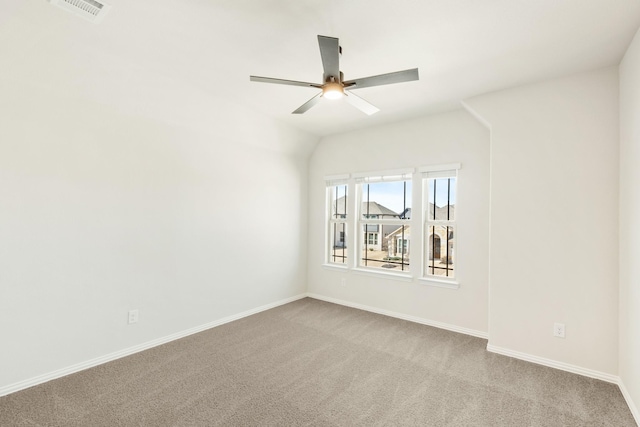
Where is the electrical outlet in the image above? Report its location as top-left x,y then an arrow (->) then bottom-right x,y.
341,278 -> 346,287
128,309 -> 139,324
553,322 -> 565,338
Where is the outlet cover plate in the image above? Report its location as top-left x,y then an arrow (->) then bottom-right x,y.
128,309 -> 139,324
553,322 -> 565,338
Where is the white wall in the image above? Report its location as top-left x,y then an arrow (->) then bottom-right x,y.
307,110 -> 490,335
619,27 -> 640,421
0,80 -> 317,390
464,67 -> 620,376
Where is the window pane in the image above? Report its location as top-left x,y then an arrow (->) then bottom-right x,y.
360,224 -> 410,271
428,178 -> 456,221
425,225 -> 455,277
329,222 -> 347,264
332,184 -> 347,219
361,180 -> 412,220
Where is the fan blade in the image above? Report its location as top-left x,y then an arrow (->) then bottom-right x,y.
318,35 -> 340,82
343,68 -> 419,90
292,92 -> 323,114
345,91 -> 379,115
250,75 -> 321,88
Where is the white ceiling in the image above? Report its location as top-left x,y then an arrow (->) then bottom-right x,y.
2,0 -> 640,137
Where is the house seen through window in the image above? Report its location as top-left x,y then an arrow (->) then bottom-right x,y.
358,174 -> 412,272
325,165 -> 459,285
328,182 -> 347,264
425,173 -> 456,278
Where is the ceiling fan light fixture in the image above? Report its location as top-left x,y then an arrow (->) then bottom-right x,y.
322,82 -> 344,100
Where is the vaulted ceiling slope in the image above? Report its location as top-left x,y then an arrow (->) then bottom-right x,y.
2,0 -> 639,137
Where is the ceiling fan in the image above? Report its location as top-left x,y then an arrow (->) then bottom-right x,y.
250,35 -> 419,115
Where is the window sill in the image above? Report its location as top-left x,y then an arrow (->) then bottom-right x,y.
418,277 -> 459,289
322,263 -> 349,271
351,268 -> 413,282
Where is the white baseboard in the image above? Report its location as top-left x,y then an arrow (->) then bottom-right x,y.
618,379 -> 640,426
486,344 -> 619,384
486,345 -> 639,425
307,293 -> 488,339
0,293 -> 307,397
4,292 -> 637,426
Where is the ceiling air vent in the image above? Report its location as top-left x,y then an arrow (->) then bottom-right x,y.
49,0 -> 111,23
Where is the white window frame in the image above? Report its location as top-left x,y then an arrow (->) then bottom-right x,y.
325,175 -> 349,266
421,164 -> 460,284
323,164 -> 461,287
355,170 -> 413,274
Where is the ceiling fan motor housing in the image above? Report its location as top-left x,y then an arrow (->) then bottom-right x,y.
324,73 -> 343,84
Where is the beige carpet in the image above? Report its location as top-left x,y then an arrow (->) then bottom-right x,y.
0,298 -> 635,426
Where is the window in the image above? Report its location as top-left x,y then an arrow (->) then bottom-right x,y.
356,172 -> 412,272
396,238 -> 409,254
324,164 -> 460,285
423,169 -> 457,278
367,233 -> 376,245
327,179 -> 348,264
